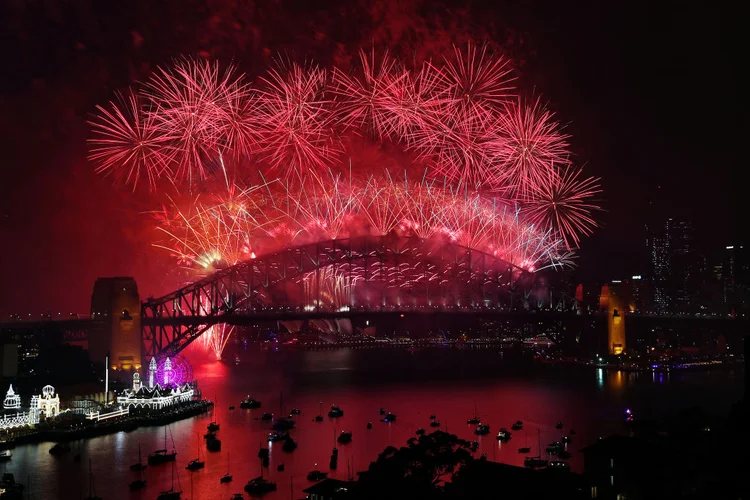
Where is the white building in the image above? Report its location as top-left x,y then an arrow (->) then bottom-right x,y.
0,383 -> 60,431
116,371 -> 194,410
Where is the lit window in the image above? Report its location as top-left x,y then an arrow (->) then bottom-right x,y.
610,458 -> 614,468
610,475 -> 614,486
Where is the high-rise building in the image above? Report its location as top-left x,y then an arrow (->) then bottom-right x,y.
723,245 -> 748,315
645,218 -> 697,313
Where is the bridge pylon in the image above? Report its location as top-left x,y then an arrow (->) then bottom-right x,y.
90,277 -> 142,372
602,283 -> 627,355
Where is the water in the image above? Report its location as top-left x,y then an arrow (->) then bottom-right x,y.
3,346 -> 743,499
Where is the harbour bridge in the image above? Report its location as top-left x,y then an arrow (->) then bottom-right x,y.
2,234 -> 744,370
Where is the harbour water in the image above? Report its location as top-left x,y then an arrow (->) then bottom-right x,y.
3,346 -> 744,499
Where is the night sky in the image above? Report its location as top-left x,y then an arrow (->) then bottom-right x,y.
0,0 -> 742,315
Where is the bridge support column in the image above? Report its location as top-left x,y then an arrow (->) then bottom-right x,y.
90,277 -> 142,372
602,283 -> 626,355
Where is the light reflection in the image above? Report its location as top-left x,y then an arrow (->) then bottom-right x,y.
596,368 -> 604,388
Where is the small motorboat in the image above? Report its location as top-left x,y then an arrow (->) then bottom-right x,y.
231,494 -> 244,499
429,414 -> 436,420
479,453 -> 487,461
261,412 -> 274,421
257,447 -> 269,460
328,405 -> 344,418
379,408 -> 386,415
276,464 -> 284,472
290,408 -> 301,415
207,422 -> 220,432
555,421 -> 563,430
549,460 -> 570,470
470,441 -> 480,451
518,447 -> 532,453
381,412 -> 397,423
204,431 -> 216,439
0,451 -> 11,462
366,421 -> 373,429
511,420 -> 523,431
314,415 -> 324,422
496,428 -> 511,441
220,473 -> 233,483
561,436 -> 571,444
524,456 -> 548,468
337,431 -> 353,444
129,479 -> 146,491
240,396 -> 262,409
206,437 -> 222,452
272,418 -> 295,431
474,424 -> 491,435
228,405 -> 235,410
307,470 -> 328,481
415,428 -> 425,435
429,421 -> 441,427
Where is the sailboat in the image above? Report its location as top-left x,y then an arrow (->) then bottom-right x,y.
314,401 -> 324,422
244,458 -> 277,494
524,429 -> 548,468
466,402 -> 480,425
157,460 -> 182,499
149,427 -> 177,465
186,434 -> 206,470
518,431 -> 532,453
130,443 -> 147,471
84,459 -> 103,500
220,453 -> 233,483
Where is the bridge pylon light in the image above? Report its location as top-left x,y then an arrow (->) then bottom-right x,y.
148,357 -> 157,388
602,283 -> 627,355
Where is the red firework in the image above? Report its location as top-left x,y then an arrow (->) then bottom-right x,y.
521,166 -> 602,250
88,92 -> 174,190
255,62 -> 342,178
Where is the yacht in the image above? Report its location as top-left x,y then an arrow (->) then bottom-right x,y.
290,407 -> 301,415
511,420 -> 523,431
415,428 -> 425,435
281,437 -> 298,452
0,451 -> 11,462
524,456 -> 548,468
186,458 -> 205,471
429,420 -> 441,427
268,432 -> 288,443
549,460 -> 570,470
517,447 -> 532,453
49,443 -> 71,455
474,424 -> 491,435
244,477 -> 277,494
555,421 -> 563,429
228,405 -> 235,410
148,449 -> 177,465
220,473 -> 233,483
495,428 -> 511,441
429,414 -> 436,420
260,412 -> 274,421
307,470 -> 328,481
328,405 -> 344,418
466,403 -> 481,425
240,396 -> 262,409
128,479 -> 146,491
207,421 -> 220,432
366,421 -> 373,429
206,436 -> 222,452
337,431 -> 353,444
382,412 -> 397,423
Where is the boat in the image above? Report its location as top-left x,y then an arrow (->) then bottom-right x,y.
244,473 -> 277,495
429,414 -> 436,420
261,412 -> 274,421
561,436 -> 571,444
328,404 -> 344,418
84,459 -> 102,500
0,451 -> 11,462
366,421 -> 373,429
272,417 -> 295,431
207,421 -> 220,432
379,408 -> 386,415
240,396 -> 261,409
415,428 -> 425,435
157,460 -> 182,500
429,420 -> 441,427
470,441 -> 479,451
511,420 -> 523,430
549,460 -> 570,470
290,407 -> 301,415
474,424 -> 491,435
49,443 -> 71,455
231,494 -> 244,499
518,447 -> 532,453
479,453 -> 487,461
220,453 -> 233,483
495,428 -> 511,441
466,402 -> 481,425
570,429 -> 576,435
381,412 -> 397,423
187,458 -> 205,471
307,470 -> 328,481
337,431 -> 353,444
268,432 -> 288,443
524,429 -> 548,468
207,436 -> 222,452
204,431 -> 216,439
130,443 -> 147,471
276,464 -> 284,472
555,421 -> 563,429
314,401 -> 324,422
282,437 -> 298,452
149,427 -> 177,465
258,446 -> 269,460
228,405 -> 235,410
128,478 -> 146,491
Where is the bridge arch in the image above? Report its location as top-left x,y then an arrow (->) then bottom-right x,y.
141,234 -> 556,359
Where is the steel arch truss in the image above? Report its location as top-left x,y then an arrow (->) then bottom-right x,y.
141,234 -> 553,359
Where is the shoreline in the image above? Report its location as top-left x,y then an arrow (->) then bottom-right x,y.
0,400 -> 212,451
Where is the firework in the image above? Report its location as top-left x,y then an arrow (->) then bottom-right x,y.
521,166 -> 602,250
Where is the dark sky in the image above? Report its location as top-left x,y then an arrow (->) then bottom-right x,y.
0,0 -> 742,315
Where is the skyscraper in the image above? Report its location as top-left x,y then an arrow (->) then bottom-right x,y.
646,218 -> 696,313
723,245 -> 748,315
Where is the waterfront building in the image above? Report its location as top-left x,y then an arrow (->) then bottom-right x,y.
0,384 -> 60,430
116,371 -> 194,410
